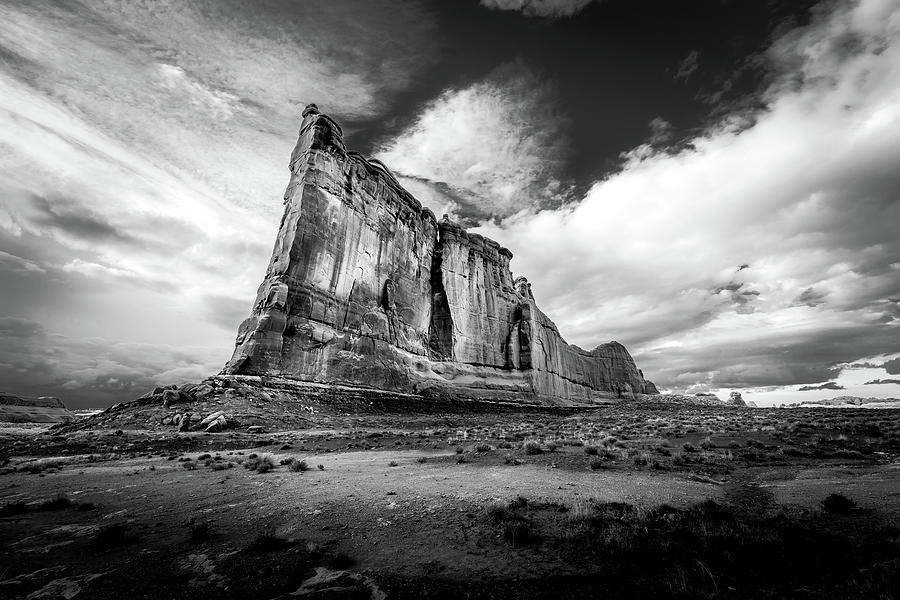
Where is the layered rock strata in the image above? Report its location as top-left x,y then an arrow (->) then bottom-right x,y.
224,104 -> 657,404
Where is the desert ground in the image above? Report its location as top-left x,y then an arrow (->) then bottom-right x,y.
2,388 -> 899,599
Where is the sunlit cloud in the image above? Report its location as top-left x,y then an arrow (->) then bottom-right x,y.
475,0 -> 900,391
377,61 -> 572,222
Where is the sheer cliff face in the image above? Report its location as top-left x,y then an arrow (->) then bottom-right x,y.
225,105 -> 656,403
432,220 -> 519,368
225,105 -> 438,388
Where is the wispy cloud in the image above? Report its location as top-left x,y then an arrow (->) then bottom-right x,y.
674,50 -> 700,82
0,0 -> 439,403
479,0 -> 595,18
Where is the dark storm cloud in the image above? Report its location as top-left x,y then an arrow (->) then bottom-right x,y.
28,194 -> 137,246
0,316 -> 224,409
884,358 -> 900,375
796,287 -> 827,307
798,382 -> 844,391
0,316 -> 44,338
636,318 -> 900,390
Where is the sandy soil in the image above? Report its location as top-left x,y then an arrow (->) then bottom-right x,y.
2,403 -> 899,599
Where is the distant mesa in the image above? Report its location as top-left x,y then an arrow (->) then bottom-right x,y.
799,396 -> 900,408
0,393 -> 74,423
798,382 -> 844,392
864,379 -> 900,385
222,104 -> 658,405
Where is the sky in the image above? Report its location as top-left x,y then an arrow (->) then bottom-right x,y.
0,0 -> 898,408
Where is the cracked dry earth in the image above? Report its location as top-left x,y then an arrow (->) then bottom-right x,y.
2,407 -> 900,599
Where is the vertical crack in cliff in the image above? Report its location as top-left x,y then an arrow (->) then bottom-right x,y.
428,232 -> 454,361
342,280 -> 357,330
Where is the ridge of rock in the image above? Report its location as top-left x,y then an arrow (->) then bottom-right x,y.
223,104 -> 657,404
0,392 -> 74,423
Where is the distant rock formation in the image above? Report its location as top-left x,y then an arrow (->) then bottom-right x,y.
646,394 -> 731,407
0,393 -> 74,423
728,391 -> 747,407
224,104 -> 657,404
799,396 -> 900,408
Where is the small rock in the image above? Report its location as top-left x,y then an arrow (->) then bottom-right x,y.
24,573 -> 105,600
192,384 -> 213,397
247,426 -> 266,434
25,578 -> 81,600
278,567 -> 385,599
162,389 -> 179,407
205,415 -> 227,433
0,567 -> 71,595
199,411 -> 225,427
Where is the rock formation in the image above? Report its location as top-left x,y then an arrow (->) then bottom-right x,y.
0,393 -> 74,423
224,104 -> 657,404
728,391 -> 747,407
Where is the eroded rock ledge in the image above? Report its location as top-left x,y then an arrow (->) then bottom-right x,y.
223,104 -> 657,405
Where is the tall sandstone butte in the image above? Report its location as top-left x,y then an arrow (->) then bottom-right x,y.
224,104 -> 658,404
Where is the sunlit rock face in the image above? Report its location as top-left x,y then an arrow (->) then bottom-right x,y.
224,105 -> 656,403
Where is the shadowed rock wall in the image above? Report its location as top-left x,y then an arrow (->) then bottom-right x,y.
224,105 -> 656,403
432,219 -> 520,367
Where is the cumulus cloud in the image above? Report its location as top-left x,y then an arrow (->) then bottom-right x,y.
377,61 -> 572,222
479,0 -> 594,18
476,0 -> 900,390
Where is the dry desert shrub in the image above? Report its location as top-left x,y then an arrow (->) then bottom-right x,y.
523,441 -> 543,455
821,493 -> 857,514
245,454 -> 275,473
289,459 -> 309,472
